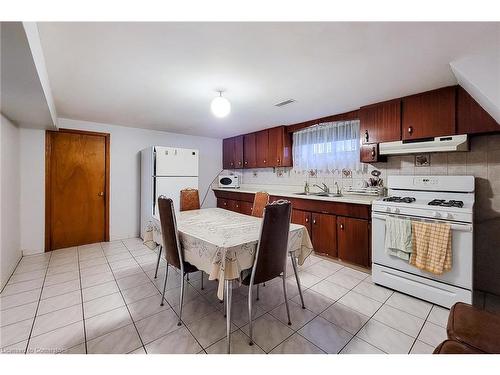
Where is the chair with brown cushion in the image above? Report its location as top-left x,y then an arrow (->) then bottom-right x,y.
180,188 -> 200,211
446,302 -> 500,354
242,199 -> 292,345
157,196 -> 203,326
251,191 -> 269,218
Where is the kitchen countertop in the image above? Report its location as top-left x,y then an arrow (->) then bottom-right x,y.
213,185 -> 378,206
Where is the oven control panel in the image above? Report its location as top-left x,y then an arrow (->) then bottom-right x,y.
413,177 -> 438,187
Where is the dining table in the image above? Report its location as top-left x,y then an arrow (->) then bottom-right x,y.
151,207 -> 313,353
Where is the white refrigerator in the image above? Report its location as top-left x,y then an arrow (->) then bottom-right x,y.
140,146 -> 199,239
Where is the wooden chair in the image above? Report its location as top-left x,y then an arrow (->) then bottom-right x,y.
242,199 -> 293,345
251,191 -> 269,218
157,196 -> 203,325
180,188 -> 200,211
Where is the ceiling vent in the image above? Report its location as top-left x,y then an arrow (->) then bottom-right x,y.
274,99 -> 296,107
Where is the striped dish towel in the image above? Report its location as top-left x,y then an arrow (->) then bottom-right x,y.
409,221 -> 452,274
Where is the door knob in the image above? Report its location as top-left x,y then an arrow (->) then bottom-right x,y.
408,126 -> 413,135
98,192 -> 104,197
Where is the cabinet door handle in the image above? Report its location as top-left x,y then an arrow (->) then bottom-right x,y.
371,147 -> 376,158
340,223 -> 344,230
230,162 -> 234,166
277,158 -> 280,165
244,161 -> 248,165
408,126 -> 413,135
263,159 -> 266,163
312,219 -> 316,224
364,130 -> 369,142
223,202 -> 227,206
238,161 -> 242,166
305,217 -> 309,223
236,204 -> 239,208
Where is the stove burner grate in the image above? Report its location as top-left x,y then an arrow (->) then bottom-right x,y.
383,196 -> 416,203
428,199 -> 464,208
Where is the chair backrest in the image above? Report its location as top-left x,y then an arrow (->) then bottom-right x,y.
251,200 -> 291,285
180,188 -> 200,211
251,191 -> 270,218
157,196 -> 183,269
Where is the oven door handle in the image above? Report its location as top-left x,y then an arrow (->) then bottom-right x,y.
372,213 -> 473,232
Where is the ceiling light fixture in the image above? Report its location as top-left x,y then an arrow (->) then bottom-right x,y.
211,90 -> 231,118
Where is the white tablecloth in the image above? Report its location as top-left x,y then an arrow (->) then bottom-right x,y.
152,208 -> 313,299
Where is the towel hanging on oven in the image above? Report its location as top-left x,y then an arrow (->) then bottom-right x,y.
410,221 -> 452,274
385,217 -> 413,261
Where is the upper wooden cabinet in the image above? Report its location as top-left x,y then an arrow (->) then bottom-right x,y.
457,86 -> 499,134
255,130 -> 269,167
243,133 -> 257,168
268,126 -> 293,167
360,99 -> 401,144
222,135 -> 244,169
402,86 -> 456,140
223,126 -> 292,169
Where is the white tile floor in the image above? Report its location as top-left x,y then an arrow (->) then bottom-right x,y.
0,238 -> 449,354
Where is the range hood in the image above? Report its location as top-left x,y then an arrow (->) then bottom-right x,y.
379,134 -> 469,155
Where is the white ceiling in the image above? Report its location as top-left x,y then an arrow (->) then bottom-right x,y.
37,22 -> 500,138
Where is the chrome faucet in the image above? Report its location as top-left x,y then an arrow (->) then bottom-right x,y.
334,181 -> 342,195
313,183 -> 330,194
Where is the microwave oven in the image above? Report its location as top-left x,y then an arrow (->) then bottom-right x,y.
218,175 -> 240,188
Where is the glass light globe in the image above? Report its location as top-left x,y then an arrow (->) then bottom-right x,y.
210,95 -> 231,118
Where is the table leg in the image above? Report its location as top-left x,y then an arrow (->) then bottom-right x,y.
290,253 -> 305,309
225,279 -> 232,354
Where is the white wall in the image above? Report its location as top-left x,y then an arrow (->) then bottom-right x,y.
19,128 -> 45,255
20,118 -> 222,253
1,114 -> 21,289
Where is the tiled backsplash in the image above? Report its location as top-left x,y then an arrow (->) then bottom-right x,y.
224,133 -> 500,295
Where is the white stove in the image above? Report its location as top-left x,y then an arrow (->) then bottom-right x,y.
372,176 -> 475,308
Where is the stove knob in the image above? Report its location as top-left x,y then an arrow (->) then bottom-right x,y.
433,211 -> 442,218
447,213 -> 454,220
386,207 -> 392,213
394,208 -> 400,214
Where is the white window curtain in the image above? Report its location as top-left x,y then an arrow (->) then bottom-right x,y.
292,120 -> 362,173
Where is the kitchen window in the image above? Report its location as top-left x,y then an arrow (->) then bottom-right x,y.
292,119 -> 362,173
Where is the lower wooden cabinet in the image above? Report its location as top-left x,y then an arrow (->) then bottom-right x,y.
291,209 -> 311,236
337,216 -> 370,267
217,197 -> 253,215
215,190 -> 372,269
239,201 -> 253,215
311,213 -> 337,258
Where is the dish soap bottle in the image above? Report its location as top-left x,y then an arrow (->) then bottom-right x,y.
304,181 -> 310,194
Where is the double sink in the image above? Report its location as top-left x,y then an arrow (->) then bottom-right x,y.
294,192 -> 343,197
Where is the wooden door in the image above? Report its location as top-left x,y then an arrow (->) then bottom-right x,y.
243,133 -> 257,168
233,136 -> 244,169
337,217 -> 370,267
402,86 -> 456,140
46,129 -> 109,251
222,137 -> 235,169
291,209 -> 311,236
360,99 -> 401,144
255,130 -> 269,167
311,213 -> 337,257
